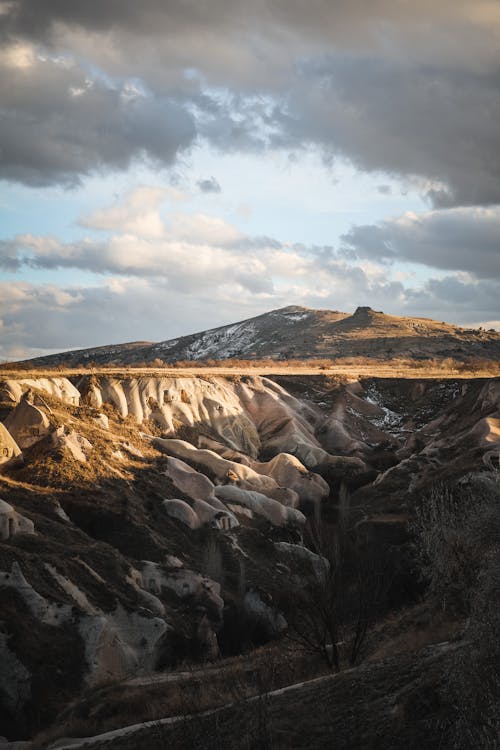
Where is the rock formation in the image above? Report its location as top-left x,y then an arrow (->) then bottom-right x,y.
0,424 -> 22,470
0,500 -> 34,540
4,396 -> 51,449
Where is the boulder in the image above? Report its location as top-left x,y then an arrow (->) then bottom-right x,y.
92,413 -> 109,430
192,498 -> 239,530
275,542 -> 329,580
243,588 -> 287,639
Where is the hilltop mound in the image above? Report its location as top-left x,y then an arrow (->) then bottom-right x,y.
5,305 -> 500,369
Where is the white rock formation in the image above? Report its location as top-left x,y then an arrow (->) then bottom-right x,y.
4,398 -> 51,449
0,561 -> 169,685
155,438 -> 278,492
78,376 -> 260,456
235,377 -> 330,466
0,424 -> 22,470
0,563 -> 71,626
0,500 -> 35,540
162,496 -> 239,530
215,485 -> 306,527
50,428 -> 93,462
0,378 -> 80,406
254,453 -> 329,504
164,456 -> 215,501
78,605 -> 168,682
92,413 -> 109,430
162,498 -> 201,529
192,498 -> 239,529
140,562 -> 224,620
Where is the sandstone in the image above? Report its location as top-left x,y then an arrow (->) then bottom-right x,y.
0,424 -> 22,470
162,498 -> 201,529
0,499 -> 35,540
215,485 -> 306,527
164,455 -> 215,501
4,398 -> 51,449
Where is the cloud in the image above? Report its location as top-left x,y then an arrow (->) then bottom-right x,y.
80,186 -> 182,238
197,177 -> 221,193
0,49 -> 196,186
340,205 -> 500,278
273,56 -> 500,207
0,3 -> 499,205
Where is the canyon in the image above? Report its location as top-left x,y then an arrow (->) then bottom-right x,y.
0,366 -> 498,747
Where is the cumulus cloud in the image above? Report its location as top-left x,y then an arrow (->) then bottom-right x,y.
341,206 -> 500,278
80,186 -> 185,238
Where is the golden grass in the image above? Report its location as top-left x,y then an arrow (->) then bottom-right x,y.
0,357 -> 499,381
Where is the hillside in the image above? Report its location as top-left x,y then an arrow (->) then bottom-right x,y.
8,306 -> 500,369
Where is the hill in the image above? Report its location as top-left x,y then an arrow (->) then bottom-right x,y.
7,306 -> 500,369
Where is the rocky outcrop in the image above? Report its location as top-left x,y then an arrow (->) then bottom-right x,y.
162,498 -> 201,529
4,397 -> 51,449
253,453 -> 329,505
0,378 -> 80,406
162,497 -> 239,530
215,485 -> 306,527
50,428 -> 93,462
79,375 -> 261,456
155,438 -> 278,492
0,425 -> 22,470
164,455 -> 215,501
0,500 -> 34,540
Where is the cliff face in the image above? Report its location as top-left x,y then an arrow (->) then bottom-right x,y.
0,372 -> 499,743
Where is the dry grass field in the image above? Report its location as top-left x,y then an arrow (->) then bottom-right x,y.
1,358 -> 499,381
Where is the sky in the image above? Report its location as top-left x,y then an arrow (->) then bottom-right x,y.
0,1 -> 499,360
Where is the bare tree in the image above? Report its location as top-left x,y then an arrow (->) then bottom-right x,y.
414,476 -> 500,747
283,484 -> 390,671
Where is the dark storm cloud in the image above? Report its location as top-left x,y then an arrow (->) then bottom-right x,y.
0,55 -> 196,186
340,206 -> 500,279
1,1 -> 500,204
273,57 -> 500,207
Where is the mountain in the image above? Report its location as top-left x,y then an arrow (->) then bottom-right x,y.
8,305 -> 500,368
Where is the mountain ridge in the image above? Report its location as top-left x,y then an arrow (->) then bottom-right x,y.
5,305 -> 500,368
